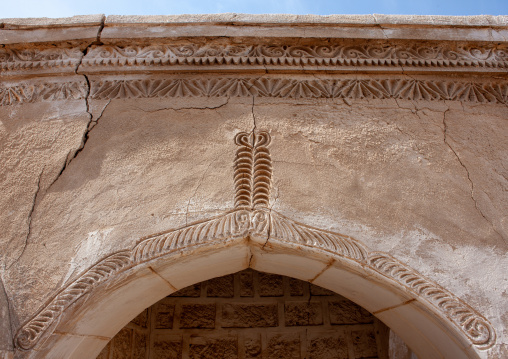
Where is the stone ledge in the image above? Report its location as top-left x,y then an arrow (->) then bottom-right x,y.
96,14 -> 508,27
0,15 -> 104,45
1,14 -> 507,45
0,14 -> 104,29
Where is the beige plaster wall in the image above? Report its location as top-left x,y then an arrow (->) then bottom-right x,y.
0,14 -> 507,359
1,90 -> 506,358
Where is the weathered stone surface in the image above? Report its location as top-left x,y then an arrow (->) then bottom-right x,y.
207,274 -> 234,298
0,14 -> 507,359
266,333 -> 300,359
308,332 -> 349,359
222,303 -> 278,328
189,337 -> 238,359
154,300 -> 175,329
179,304 -> 216,329
352,328 -> 379,358
258,272 -> 284,297
285,302 -> 323,326
153,335 -> 182,359
239,270 -> 254,297
329,300 -> 374,325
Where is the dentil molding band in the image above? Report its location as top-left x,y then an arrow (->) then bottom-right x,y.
14,131 -> 496,352
2,41 -> 507,77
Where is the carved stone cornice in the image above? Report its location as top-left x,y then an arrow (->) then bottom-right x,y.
1,76 -> 507,106
80,42 -> 508,74
1,40 -> 508,79
14,130 -> 496,352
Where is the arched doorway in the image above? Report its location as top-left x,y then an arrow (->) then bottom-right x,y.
23,238 -> 487,359
96,268 -> 391,358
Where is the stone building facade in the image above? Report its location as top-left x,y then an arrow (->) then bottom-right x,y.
0,14 -> 507,359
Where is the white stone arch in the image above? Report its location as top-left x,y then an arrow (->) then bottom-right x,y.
16,212 -> 494,359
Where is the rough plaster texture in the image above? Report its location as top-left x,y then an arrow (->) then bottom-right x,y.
0,14 -> 507,359
97,269 -> 389,359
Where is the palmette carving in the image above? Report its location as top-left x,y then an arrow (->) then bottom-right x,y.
1,77 -> 507,105
0,81 -> 87,106
89,78 -> 508,104
14,130 -> 496,351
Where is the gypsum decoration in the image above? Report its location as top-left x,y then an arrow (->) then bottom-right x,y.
14,130 -> 495,351
3,41 -> 507,76
1,77 -> 507,106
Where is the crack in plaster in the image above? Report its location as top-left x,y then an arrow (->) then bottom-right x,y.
147,266 -> 177,291
49,100 -> 111,190
442,108 -> 505,242
184,157 -> 218,227
372,299 -> 417,315
47,20 -> 106,190
9,168 -> 44,269
132,97 -> 231,113
0,275 -> 14,351
309,259 -> 335,283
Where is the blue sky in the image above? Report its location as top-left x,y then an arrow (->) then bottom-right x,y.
2,0 -> 507,18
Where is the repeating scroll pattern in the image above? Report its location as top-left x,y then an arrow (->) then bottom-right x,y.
0,48 -> 82,73
14,130 -> 496,352
2,42 -> 507,76
81,43 -> 508,70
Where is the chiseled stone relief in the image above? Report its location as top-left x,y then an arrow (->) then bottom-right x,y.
1,14 -> 507,359
14,130 -> 496,352
1,77 -> 507,106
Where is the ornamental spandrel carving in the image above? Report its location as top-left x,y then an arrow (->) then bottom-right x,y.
14,130 -> 496,352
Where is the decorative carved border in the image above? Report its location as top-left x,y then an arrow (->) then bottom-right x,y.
89,77 -> 508,103
14,131 -> 496,352
81,43 -> 508,72
1,76 -> 507,106
0,81 -> 87,106
2,41 -> 507,77
0,48 -> 82,74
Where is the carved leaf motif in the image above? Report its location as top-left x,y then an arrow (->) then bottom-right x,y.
15,251 -> 132,350
269,212 -> 368,261
369,253 -> 496,349
133,210 -> 252,263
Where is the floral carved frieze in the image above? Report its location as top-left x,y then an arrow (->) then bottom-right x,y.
1,76 -> 507,106
14,131 -> 496,352
0,80 -> 87,106
1,40 -> 507,77
81,42 -> 508,73
0,47 -> 83,75
89,77 -> 508,103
